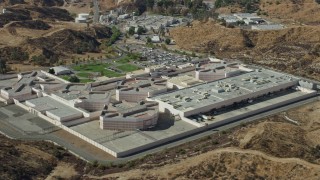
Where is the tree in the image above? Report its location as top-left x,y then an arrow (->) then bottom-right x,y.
69,76 -> 80,83
108,26 -> 121,46
137,26 -> 146,35
0,58 -> 6,74
237,20 -> 245,26
31,55 -> 46,66
48,68 -> 55,74
128,26 -> 135,36
146,0 -> 155,10
165,38 -> 171,45
146,37 -> 152,43
135,0 -> 147,14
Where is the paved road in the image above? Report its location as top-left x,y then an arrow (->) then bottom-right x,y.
0,96 -> 319,165
93,0 -> 99,23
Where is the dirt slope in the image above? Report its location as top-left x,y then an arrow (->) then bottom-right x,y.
235,121 -> 316,162
102,147 -> 320,179
0,0 -> 64,6
0,5 -> 73,27
0,134 -> 83,180
7,20 -> 51,30
0,23 -> 111,65
259,0 -> 320,25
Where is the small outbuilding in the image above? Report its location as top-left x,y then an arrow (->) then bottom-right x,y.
151,35 -> 161,43
50,66 -> 72,75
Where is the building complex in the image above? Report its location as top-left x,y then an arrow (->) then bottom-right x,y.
0,59 -> 317,157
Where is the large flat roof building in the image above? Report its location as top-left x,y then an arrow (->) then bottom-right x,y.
167,75 -> 204,89
195,61 -> 252,82
152,69 -> 301,117
100,101 -> 158,130
0,62 -> 317,158
116,77 -> 167,102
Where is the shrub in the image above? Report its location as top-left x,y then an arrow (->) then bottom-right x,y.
128,26 -> 135,36
137,26 -> 146,35
68,76 -> 80,83
92,160 -> 98,167
48,68 -> 55,74
165,38 -> 171,45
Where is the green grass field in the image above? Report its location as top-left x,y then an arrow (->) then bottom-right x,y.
60,75 -> 69,81
101,69 -> 123,77
116,64 -> 140,72
73,63 -> 111,72
80,79 -> 94,83
71,60 -> 140,78
76,72 -> 91,78
72,63 -> 123,77
116,57 -> 131,64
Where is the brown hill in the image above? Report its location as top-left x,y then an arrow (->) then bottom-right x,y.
0,134 -> 83,180
7,20 -> 51,30
259,0 -> 320,25
103,148 -> 320,179
171,21 -> 320,80
0,0 -> 64,6
0,5 -> 73,27
235,121 -> 316,162
25,29 -> 101,55
0,24 -> 112,65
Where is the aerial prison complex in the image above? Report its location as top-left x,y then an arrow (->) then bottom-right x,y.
0,59 -> 318,157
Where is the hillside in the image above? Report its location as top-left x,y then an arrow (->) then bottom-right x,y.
0,5 -> 73,27
102,148 -> 320,179
0,0 -> 64,6
171,21 -> 320,80
0,134 -> 83,180
0,25 -> 112,66
7,20 -> 51,30
215,0 -> 320,25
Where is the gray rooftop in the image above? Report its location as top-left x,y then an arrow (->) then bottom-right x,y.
153,69 -> 299,111
252,24 -> 284,30
26,96 -> 82,118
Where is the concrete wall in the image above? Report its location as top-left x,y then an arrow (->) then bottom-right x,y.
100,111 -> 158,130
40,70 -> 70,84
0,74 -> 17,80
13,89 -> 316,158
46,111 -> 83,122
205,90 -> 317,129
116,89 -> 148,102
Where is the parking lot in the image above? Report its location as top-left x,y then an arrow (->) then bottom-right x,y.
118,44 -> 197,67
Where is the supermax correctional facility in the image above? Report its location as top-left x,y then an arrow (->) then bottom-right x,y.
0,60 -> 317,157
